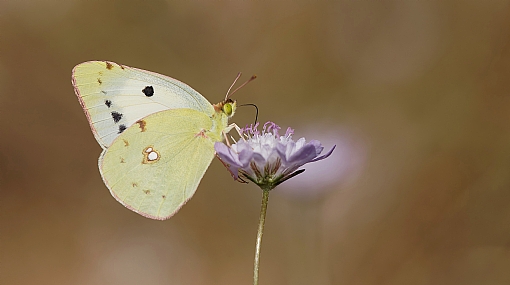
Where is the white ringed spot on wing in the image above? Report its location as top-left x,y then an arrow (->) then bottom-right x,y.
142,146 -> 160,164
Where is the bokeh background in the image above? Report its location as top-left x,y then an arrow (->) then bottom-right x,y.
2,1 -> 510,284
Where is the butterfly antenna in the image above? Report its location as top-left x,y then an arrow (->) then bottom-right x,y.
239,103 -> 259,124
225,72 -> 243,101
226,75 -> 257,100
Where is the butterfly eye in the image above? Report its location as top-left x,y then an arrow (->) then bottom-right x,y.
223,103 -> 233,116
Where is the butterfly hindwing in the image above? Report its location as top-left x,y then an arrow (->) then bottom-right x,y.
99,108 -> 217,220
72,61 -> 215,148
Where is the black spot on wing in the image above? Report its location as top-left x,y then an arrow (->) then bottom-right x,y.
118,124 -> 127,134
142,86 -> 154,97
105,100 -> 112,108
111,111 -> 123,123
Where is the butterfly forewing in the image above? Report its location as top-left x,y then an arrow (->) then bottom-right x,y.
99,108 -> 217,220
72,61 -> 215,148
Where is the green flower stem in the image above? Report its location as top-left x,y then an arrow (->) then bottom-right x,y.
253,188 -> 270,285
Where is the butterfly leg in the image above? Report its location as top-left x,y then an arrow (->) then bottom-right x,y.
222,123 -> 244,147
223,123 -> 238,135
222,132 -> 232,147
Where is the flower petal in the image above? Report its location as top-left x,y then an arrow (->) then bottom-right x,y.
275,140 -> 292,165
235,141 -> 255,167
311,145 -> 336,162
286,143 -> 318,168
252,151 -> 268,170
311,140 -> 324,155
215,142 -> 243,179
215,142 -> 241,166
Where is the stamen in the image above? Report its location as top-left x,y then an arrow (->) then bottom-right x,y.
262,122 -> 270,133
285,127 -> 294,138
252,122 -> 260,136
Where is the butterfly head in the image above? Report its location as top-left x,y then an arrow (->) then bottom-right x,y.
216,72 -> 255,119
215,99 -> 237,118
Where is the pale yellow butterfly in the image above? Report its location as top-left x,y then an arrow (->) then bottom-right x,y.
72,61 -> 238,220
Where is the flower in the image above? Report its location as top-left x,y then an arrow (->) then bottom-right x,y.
215,121 -> 336,190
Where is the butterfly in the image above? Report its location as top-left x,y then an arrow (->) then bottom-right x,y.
72,61 -> 241,220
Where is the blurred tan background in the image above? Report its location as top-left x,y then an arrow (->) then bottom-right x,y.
2,0 -> 510,284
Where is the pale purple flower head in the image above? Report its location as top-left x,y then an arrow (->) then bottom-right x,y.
215,122 -> 336,190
